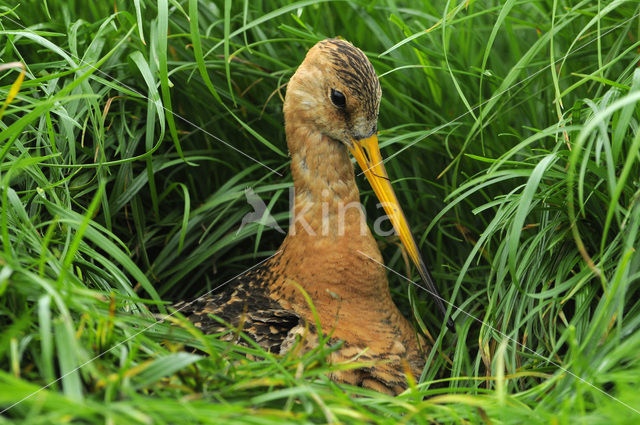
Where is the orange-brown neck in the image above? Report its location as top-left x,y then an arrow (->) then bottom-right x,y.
287,123 -> 363,237
267,118 -> 391,317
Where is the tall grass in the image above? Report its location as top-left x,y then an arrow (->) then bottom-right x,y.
1,0 -> 639,423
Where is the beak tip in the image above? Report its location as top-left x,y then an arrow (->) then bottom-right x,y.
445,317 -> 455,333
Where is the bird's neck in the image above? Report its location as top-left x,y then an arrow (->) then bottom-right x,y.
286,123 -> 364,237
269,119 -> 390,317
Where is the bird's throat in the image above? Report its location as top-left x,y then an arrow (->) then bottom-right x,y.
274,122 -> 389,309
288,127 -> 364,238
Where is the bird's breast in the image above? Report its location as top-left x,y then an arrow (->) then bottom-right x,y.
266,229 -> 395,329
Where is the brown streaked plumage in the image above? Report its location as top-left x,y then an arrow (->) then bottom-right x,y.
177,38 -> 452,395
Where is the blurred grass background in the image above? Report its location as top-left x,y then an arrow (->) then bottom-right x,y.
1,0 -> 640,423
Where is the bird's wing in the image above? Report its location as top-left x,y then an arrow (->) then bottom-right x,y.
173,269 -> 302,353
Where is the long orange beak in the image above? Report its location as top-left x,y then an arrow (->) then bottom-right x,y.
349,134 -> 454,331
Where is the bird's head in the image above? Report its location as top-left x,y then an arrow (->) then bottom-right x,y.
284,38 -> 381,147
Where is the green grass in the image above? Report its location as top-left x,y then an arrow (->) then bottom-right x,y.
1,0 -> 640,423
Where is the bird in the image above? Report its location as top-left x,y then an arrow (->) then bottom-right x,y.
175,38 -> 452,395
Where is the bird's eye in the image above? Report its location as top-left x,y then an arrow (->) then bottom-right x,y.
330,89 -> 346,108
